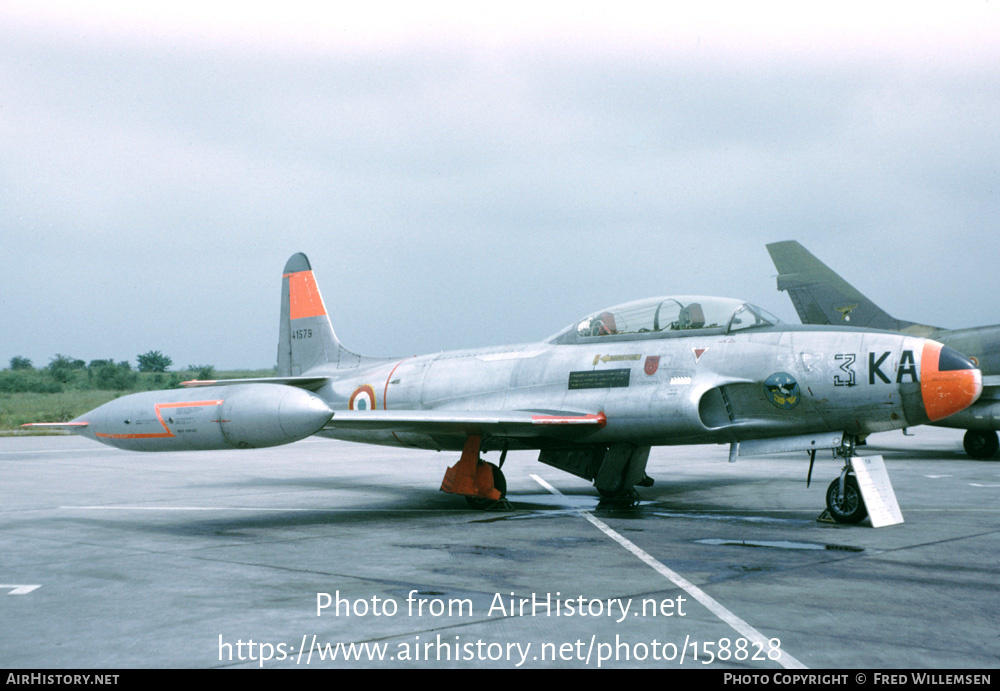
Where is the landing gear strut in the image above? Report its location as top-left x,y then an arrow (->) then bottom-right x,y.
823,437 -> 869,524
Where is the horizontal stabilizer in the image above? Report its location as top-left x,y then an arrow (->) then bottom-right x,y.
181,376 -> 329,391
324,410 -> 606,437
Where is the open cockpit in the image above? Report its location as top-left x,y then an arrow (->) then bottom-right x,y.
549,296 -> 782,344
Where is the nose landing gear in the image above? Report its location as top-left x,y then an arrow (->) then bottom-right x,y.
820,436 -> 869,525
825,473 -> 867,524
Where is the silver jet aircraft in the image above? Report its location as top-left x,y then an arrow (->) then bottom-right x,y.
28,253 -> 983,523
767,240 -> 1000,459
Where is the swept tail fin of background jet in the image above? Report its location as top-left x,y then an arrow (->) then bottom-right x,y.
278,252 -> 365,375
765,240 -> 939,336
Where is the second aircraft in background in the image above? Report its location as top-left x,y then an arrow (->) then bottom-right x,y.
767,240 -> 1000,458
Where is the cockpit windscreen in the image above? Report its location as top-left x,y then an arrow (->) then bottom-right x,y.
568,296 -> 780,341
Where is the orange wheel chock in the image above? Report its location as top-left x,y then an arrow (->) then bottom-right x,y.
440,435 -> 501,500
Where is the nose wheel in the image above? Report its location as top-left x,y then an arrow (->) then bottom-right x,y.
820,437 -> 869,524
825,473 -> 868,524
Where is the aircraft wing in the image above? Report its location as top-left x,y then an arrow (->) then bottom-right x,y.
323,410 -> 606,438
181,376 -> 329,391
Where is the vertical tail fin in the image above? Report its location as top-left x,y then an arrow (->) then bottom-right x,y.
765,240 -> 937,334
277,253 -> 363,375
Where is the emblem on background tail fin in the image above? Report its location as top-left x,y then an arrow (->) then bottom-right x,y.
834,304 -> 858,322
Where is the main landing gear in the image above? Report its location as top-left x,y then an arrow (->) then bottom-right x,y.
465,464 -> 507,510
822,437 -> 869,525
963,430 -> 999,460
440,435 -> 510,510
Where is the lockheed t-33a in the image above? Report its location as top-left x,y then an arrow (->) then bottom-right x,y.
28,253 -> 983,524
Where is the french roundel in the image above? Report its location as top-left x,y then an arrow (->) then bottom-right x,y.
349,385 -> 377,411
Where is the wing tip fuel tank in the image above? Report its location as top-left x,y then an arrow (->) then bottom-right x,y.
31,384 -> 334,451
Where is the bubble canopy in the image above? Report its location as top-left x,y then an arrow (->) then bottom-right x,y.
549,296 -> 782,343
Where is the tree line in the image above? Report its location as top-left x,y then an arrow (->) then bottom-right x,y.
2,352 -> 216,394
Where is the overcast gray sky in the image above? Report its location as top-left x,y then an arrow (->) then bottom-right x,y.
3,2 -> 1000,370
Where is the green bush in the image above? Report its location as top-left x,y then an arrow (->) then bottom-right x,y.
188,364 -> 215,380
91,361 -> 138,390
0,369 -> 64,394
47,354 -> 85,383
9,356 -> 33,371
137,350 -> 172,372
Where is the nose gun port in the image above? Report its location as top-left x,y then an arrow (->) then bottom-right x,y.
920,341 -> 982,422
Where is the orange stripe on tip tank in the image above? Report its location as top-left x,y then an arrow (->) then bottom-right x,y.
95,400 -> 224,440
286,270 -> 327,320
920,341 -> 982,422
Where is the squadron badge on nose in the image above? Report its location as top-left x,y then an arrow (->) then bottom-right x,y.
764,372 -> 800,409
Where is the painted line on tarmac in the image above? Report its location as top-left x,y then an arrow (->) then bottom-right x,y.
0,448 -> 108,455
0,585 -> 41,595
60,506 -> 480,513
903,508 -> 1000,511
531,474 -> 806,670
63,506 -> 321,511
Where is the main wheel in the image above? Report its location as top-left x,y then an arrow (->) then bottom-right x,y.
963,430 -> 999,459
825,475 -> 868,524
465,463 -> 506,509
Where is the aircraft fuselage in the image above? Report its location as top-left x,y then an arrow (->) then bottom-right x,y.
315,325 -> 972,452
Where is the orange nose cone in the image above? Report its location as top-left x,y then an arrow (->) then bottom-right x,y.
920,341 -> 982,422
